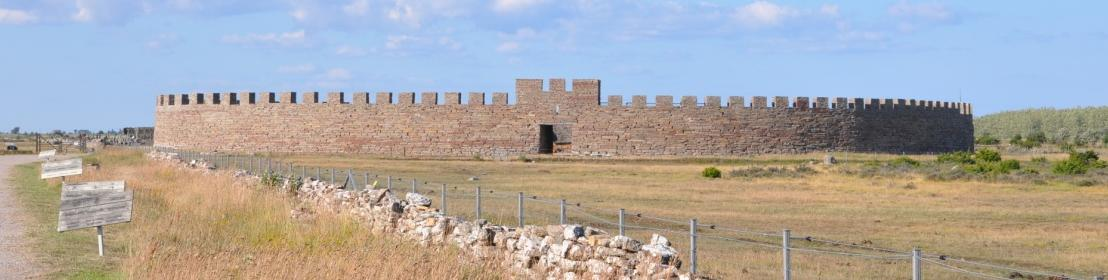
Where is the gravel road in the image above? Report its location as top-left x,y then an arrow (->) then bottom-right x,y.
0,155 -> 42,279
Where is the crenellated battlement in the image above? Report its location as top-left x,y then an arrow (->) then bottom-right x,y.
154,78 -> 974,157
156,91 -> 972,115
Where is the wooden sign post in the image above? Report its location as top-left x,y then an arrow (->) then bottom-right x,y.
42,158 -> 82,183
58,181 -> 132,257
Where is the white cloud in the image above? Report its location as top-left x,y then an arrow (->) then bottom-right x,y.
322,68 -> 352,80
496,41 -> 519,53
732,1 -> 796,28
386,2 -> 420,27
342,0 -> 370,16
818,4 -> 839,17
492,0 -> 549,13
335,44 -> 369,56
72,0 -> 96,22
888,1 -> 952,21
221,30 -> 308,47
289,8 -> 308,22
0,8 -> 36,24
277,64 -> 316,74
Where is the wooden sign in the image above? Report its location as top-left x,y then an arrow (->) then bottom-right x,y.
62,181 -> 125,193
57,198 -> 133,232
38,149 -> 56,159
42,158 -> 83,179
56,180 -> 132,256
58,185 -> 133,232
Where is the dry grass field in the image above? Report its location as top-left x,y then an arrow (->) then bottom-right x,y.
267,150 -> 1108,279
10,150 -> 504,279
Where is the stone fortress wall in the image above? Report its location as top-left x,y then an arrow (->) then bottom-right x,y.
153,78 -> 974,157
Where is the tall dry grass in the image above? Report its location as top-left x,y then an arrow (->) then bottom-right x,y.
73,150 -> 505,279
274,152 -> 1108,279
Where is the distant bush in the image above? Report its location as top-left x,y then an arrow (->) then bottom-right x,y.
998,159 -> 1021,171
1031,157 -> 1048,163
975,134 -> 999,145
701,167 -> 722,178
890,157 -> 921,167
1052,160 -> 1089,175
1008,132 -> 1046,149
1052,150 -> 1107,175
729,165 -> 816,178
965,160 -> 1021,174
975,149 -> 1002,163
937,151 -> 975,164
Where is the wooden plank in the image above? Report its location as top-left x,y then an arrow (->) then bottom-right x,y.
38,149 -> 56,159
57,200 -> 133,232
42,158 -> 82,179
60,190 -> 133,211
62,181 -> 125,193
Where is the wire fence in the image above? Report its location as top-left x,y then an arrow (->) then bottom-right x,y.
160,147 -> 1104,280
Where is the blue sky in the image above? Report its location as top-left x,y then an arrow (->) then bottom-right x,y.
0,0 -> 1105,132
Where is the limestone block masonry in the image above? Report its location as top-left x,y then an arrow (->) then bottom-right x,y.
154,78 -> 974,157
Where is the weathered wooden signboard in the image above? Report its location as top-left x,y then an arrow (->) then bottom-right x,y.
57,180 -> 133,256
62,181 -> 125,193
57,194 -> 133,232
38,149 -> 56,159
58,181 -> 133,232
41,158 -> 82,179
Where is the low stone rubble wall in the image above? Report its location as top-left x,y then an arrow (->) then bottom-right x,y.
149,151 -> 694,280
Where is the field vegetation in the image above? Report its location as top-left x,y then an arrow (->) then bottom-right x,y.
975,106 -> 1108,148
271,147 -> 1108,279
9,149 -> 502,279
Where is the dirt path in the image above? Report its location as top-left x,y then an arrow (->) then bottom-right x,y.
0,155 -> 42,279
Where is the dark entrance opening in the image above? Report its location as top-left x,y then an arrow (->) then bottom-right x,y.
538,125 -> 555,154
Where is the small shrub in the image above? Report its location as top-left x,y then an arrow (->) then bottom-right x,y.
998,159 -> 1021,171
1053,150 -> 1107,175
260,171 -> 283,187
975,134 -> 999,145
1052,159 -> 1089,175
890,156 -> 920,167
937,151 -> 975,164
1030,157 -> 1047,163
975,149 -> 1002,163
701,167 -> 722,178
1009,134 -> 1023,145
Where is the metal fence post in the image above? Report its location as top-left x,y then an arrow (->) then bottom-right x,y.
475,186 -> 482,219
315,167 -> 320,180
618,208 -> 625,236
440,184 -> 447,214
329,169 -> 335,185
559,199 -> 567,224
411,178 -> 417,194
364,173 -> 369,189
300,166 -> 305,180
517,192 -> 525,227
690,219 -> 698,275
387,176 -> 392,191
346,169 -> 354,190
912,248 -> 922,280
783,229 -> 791,280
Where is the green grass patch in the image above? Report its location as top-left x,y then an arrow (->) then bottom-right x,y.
9,151 -> 146,279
